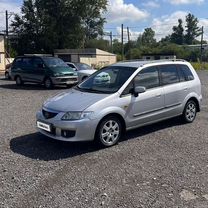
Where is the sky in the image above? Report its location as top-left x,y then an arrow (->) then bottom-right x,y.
0,0 -> 208,42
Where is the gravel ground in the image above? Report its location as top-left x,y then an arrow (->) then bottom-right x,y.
0,71 -> 208,208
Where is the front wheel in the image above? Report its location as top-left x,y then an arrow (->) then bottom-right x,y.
5,72 -> 10,80
182,100 -> 197,123
16,76 -> 23,86
44,78 -> 53,89
95,116 -> 122,147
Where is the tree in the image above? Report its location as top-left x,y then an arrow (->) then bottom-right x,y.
141,28 -> 156,46
184,13 -> 201,45
11,0 -> 107,54
171,19 -> 184,45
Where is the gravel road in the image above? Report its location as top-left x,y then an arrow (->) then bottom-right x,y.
0,71 -> 208,208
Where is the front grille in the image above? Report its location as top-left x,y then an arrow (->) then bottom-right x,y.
42,109 -> 58,119
60,78 -> 78,82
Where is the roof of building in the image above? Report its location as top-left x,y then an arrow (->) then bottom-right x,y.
54,48 -> 116,56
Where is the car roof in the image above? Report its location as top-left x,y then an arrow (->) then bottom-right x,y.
112,59 -> 187,68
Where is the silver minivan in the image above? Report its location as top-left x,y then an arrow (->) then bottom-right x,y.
36,60 -> 202,147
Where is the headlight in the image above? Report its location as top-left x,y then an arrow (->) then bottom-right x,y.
61,112 -> 93,121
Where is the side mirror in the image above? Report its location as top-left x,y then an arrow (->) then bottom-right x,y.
134,86 -> 146,97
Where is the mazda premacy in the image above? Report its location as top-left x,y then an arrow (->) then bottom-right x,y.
36,60 -> 202,147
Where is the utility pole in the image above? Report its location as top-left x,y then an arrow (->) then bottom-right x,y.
5,10 -> 9,58
127,27 -> 131,60
121,24 -> 124,60
127,27 -> 130,43
110,31 -> 113,53
200,26 -> 204,66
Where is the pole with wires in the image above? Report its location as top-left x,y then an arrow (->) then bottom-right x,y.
121,24 -> 124,60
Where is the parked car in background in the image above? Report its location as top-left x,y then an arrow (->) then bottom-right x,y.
36,59 -> 202,147
66,62 -> 97,82
11,56 -> 78,89
5,63 -> 12,80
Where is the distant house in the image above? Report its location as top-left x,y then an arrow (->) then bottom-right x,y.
54,48 -> 117,68
0,34 -> 6,74
142,54 -> 176,60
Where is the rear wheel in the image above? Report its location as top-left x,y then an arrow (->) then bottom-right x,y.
44,78 -> 53,89
95,116 -> 122,147
5,72 -> 10,80
16,76 -> 23,86
182,100 -> 197,123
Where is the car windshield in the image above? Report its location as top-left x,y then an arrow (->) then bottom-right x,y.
76,66 -> 137,94
75,63 -> 92,70
43,57 -> 68,68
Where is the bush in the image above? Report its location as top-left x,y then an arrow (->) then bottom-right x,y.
191,62 -> 208,70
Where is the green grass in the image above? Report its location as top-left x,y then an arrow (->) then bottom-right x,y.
191,62 -> 208,70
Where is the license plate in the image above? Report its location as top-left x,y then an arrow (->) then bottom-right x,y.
37,121 -> 51,132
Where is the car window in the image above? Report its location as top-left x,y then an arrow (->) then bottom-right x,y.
177,66 -> 186,82
180,65 -> 194,81
33,58 -> 44,68
78,66 -> 137,94
160,65 -> 180,85
21,58 -> 33,69
67,63 -> 76,68
13,58 -> 22,68
134,67 -> 160,89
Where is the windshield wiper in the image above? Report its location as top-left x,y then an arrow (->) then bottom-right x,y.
76,86 -> 112,94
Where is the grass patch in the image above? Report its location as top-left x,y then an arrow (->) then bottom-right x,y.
191,62 -> 208,70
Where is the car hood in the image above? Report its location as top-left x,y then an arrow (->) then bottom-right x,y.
43,89 -> 110,112
50,67 -> 77,76
78,69 -> 97,75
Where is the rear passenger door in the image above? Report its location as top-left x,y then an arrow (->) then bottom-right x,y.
159,64 -> 188,116
20,57 -> 34,81
32,57 -> 46,83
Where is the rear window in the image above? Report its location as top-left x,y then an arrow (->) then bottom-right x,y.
160,65 -> 180,85
179,65 -> 194,81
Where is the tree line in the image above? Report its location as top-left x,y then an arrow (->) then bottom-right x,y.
10,1 -> 207,62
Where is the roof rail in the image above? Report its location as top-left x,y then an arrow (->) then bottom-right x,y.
120,59 -> 187,63
23,54 -> 53,57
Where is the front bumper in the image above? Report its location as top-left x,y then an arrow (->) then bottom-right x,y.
51,76 -> 78,85
36,110 -> 98,142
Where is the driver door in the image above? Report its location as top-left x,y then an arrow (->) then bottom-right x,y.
125,66 -> 165,128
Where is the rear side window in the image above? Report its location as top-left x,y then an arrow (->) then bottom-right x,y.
13,58 -> 22,68
180,65 -> 194,81
134,67 -> 160,89
160,65 -> 180,85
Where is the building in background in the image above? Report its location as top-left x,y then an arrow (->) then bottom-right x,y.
54,48 -> 117,68
142,54 -> 176,60
0,34 -> 6,74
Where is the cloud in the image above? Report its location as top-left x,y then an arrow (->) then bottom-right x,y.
0,0 -> 21,32
115,26 -> 142,42
106,0 -> 149,23
151,11 -> 188,40
150,11 -> 207,41
167,0 -> 204,5
142,1 -> 160,8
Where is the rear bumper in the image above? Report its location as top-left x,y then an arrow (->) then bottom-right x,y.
51,76 -> 78,85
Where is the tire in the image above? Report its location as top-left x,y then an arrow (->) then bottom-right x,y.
95,116 -> 122,147
182,100 -> 197,123
16,76 -> 23,86
5,72 -> 10,80
44,78 -> 53,89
